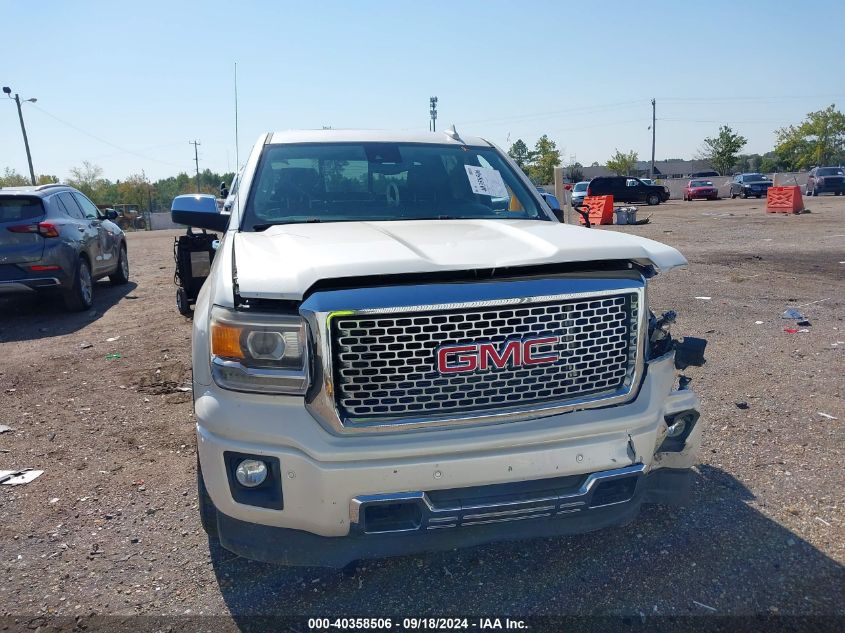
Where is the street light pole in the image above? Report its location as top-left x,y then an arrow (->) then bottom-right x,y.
3,87 -> 37,185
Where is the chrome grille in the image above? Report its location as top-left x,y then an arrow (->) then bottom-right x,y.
331,292 -> 639,422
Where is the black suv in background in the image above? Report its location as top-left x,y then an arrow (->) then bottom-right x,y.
587,177 -> 670,205
0,184 -> 129,310
806,166 -> 845,196
729,173 -> 772,199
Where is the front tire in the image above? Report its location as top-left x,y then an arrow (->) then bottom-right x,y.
63,257 -> 94,312
740,190 -> 747,199
176,287 -> 192,316
646,193 -> 660,206
110,244 -> 129,285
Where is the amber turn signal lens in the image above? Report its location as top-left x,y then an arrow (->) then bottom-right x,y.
211,322 -> 244,359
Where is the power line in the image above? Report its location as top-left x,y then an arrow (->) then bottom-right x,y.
454,99 -> 650,127
26,102 -> 185,168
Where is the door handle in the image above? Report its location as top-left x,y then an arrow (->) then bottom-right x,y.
76,226 -> 85,232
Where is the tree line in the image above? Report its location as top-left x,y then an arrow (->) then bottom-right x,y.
508,104 -> 845,180
0,162 -> 234,212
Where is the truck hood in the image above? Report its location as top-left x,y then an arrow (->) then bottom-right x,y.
233,219 -> 687,300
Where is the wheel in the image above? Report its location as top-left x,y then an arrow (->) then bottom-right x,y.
709,196 -> 717,201
646,193 -> 660,206
197,457 -> 218,538
63,257 -> 94,311
110,244 -> 129,285
740,189 -> 747,199
176,287 -> 192,316
756,194 -> 762,199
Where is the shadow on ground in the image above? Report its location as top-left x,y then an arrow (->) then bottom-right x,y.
207,466 -> 844,620
0,281 -> 137,343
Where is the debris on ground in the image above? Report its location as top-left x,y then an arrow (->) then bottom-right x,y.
80,342 -> 93,349
695,296 -> 712,300
784,328 -> 799,334
105,353 -> 122,360
735,402 -> 749,410
782,308 -> 805,320
0,469 -> 44,486
797,320 -> 812,327
0,424 -> 13,433
692,600 -> 717,612
106,336 -> 120,342
817,412 -> 839,420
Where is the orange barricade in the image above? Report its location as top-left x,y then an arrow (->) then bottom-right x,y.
578,195 -> 614,225
766,186 -> 804,214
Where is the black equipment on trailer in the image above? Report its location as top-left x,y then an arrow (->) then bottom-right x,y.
174,228 -> 218,315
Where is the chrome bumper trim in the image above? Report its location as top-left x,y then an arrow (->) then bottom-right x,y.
349,463 -> 646,533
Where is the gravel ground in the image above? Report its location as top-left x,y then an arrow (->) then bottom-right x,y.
0,196 -> 843,623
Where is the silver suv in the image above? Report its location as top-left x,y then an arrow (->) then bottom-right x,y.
0,184 -> 129,310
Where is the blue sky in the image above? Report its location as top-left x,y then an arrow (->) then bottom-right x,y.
2,0 -> 844,181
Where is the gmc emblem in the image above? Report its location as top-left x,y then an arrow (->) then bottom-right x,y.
436,336 -> 559,375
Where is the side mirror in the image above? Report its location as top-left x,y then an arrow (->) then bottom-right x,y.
171,194 -> 230,232
540,192 -> 564,223
104,209 -> 118,220
220,181 -> 230,198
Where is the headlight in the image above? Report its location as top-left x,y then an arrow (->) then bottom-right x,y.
209,305 -> 309,394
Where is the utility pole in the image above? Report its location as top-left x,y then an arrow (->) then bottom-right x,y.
189,140 -> 201,193
3,86 -> 37,185
429,96 -> 438,132
650,98 -> 656,179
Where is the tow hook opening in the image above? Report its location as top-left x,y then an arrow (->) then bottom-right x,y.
363,502 -> 423,534
589,476 -> 638,508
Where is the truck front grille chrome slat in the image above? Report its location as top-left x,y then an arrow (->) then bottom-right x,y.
332,293 -> 639,423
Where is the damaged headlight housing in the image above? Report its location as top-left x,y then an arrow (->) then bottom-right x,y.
209,305 -> 309,394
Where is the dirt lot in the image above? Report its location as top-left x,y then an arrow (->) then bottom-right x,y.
1,196 -> 843,623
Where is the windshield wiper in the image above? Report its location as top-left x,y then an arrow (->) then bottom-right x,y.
252,218 -> 322,231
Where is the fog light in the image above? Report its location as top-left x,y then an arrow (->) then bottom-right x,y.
666,418 -> 688,438
235,459 -> 268,487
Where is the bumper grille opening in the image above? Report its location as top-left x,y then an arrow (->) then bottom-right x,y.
363,502 -> 422,534
589,476 -> 638,508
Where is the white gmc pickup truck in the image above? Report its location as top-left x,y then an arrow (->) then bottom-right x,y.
171,129 -> 705,568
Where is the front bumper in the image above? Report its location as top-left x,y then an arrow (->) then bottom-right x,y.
814,183 -> 845,194
215,466 -> 692,567
195,352 -> 701,564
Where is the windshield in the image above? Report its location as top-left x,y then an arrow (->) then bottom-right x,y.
818,167 -> 845,176
690,180 -> 713,187
573,182 -> 588,192
242,142 -> 546,229
745,174 -> 768,182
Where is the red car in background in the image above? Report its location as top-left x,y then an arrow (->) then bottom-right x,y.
683,179 -> 719,201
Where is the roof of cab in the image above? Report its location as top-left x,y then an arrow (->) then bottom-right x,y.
267,129 -> 493,147
0,184 -> 74,197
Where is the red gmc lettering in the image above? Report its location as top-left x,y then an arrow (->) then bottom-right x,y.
479,340 -> 521,370
437,345 -> 478,374
437,337 -> 559,374
522,337 -> 559,365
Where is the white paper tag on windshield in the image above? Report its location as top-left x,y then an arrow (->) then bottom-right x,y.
465,165 -> 508,198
